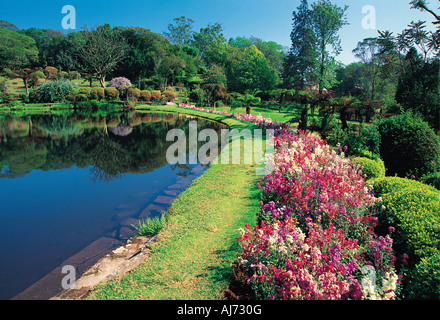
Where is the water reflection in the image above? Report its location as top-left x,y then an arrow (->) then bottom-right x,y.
0,111 -> 224,182
0,110 -> 225,300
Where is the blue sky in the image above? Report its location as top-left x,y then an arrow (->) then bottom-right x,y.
1,0 -> 438,65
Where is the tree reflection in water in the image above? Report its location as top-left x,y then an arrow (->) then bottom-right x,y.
0,111 -> 225,182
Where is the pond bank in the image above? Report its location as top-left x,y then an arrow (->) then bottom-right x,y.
50,105 -> 263,300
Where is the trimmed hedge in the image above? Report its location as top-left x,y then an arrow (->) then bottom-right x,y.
381,188 -> 440,258
406,254 -> 440,300
127,88 -> 141,101
377,112 -> 440,178
139,90 -> 151,102
352,157 -> 385,181
377,182 -> 440,299
371,176 -> 438,197
90,87 -> 105,100
104,87 -> 119,100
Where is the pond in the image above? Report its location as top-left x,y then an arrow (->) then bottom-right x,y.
0,110 -> 226,300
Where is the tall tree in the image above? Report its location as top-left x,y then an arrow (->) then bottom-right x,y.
283,0 -> 317,89
77,25 -> 128,88
311,0 -> 348,93
163,16 -> 194,45
191,22 -> 226,59
0,29 -> 38,69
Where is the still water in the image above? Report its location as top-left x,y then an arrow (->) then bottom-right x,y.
0,110 -> 225,300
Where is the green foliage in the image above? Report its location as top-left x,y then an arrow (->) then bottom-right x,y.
139,90 -> 151,102
380,187 -> 440,298
104,87 -> 119,100
133,215 -> 168,237
371,176 -> 439,197
34,79 -> 77,103
78,87 -> 91,95
0,29 -> 39,69
377,112 -> 440,178
163,16 -> 194,45
327,124 -> 381,159
127,88 -> 141,101
420,172 -> 440,190
395,48 -> 440,129
90,87 -> 105,100
405,253 -> 440,300
352,156 -> 385,181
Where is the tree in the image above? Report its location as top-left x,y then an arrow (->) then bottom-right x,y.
77,25 -> 128,87
6,68 -> 45,95
0,20 -> 19,31
19,28 -> 66,67
0,29 -> 38,69
230,36 -> 286,77
191,23 -> 226,59
283,0 -> 317,89
410,0 -> 440,56
227,45 -> 277,93
233,92 -> 262,115
395,47 -> 440,130
311,0 -> 348,93
163,16 -> 194,45
353,38 -> 383,100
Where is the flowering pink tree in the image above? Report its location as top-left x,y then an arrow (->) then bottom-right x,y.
107,77 -> 132,92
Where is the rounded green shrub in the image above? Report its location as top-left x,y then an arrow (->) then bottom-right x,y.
380,187 -> 440,299
377,112 -> 440,178
371,176 -> 438,197
139,90 -> 151,102
406,253 -> 440,300
104,87 -> 119,100
327,124 -> 381,159
127,88 -> 141,101
352,157 -> 385,181
420,172 -> 440,191
90,87 -> 105,101
78,87 -> 91,95
34,79 -> 77,103
381,188 -> 440,258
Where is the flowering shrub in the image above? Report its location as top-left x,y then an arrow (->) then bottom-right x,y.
107,77 -> 132,92
176,103 -> 403,300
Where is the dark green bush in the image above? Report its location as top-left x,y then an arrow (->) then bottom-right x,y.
34,79 -> 77,103
405,253 -> 440,300
420,172 -> 440,191
377,112 -> 440,178
380,187 -> 440,299
327,124 -> 381,159
352,157 -> 385,181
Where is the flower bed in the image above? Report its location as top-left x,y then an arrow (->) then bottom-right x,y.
177,103 -> 402,300
237,130 -> 402,300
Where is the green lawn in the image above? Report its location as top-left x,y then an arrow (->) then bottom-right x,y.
86,107 -> 263,300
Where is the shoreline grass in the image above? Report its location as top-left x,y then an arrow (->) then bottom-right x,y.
86,108 -> 263,300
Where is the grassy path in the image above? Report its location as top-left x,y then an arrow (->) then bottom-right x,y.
87,106 -> 262,300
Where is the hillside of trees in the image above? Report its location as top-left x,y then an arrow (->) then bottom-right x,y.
0,0 -> 439,130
